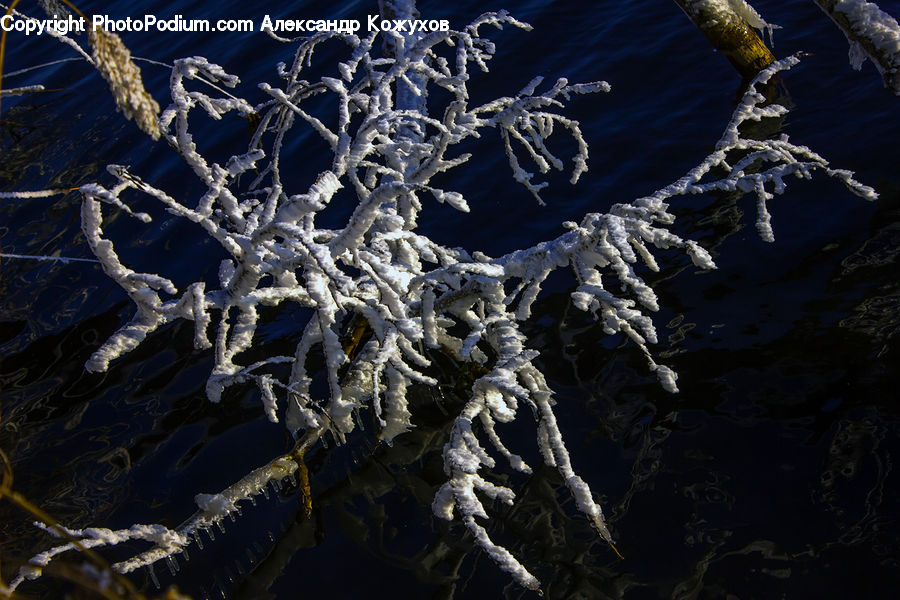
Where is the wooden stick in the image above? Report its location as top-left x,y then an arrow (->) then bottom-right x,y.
673,0 -> 775,78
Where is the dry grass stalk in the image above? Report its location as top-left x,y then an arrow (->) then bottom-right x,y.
87,27 -> 160,140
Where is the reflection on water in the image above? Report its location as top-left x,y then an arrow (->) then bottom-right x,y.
2,0 -> 900,598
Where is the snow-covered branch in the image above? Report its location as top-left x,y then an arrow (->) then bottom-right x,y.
9,10 -> 877,596
815,0 -> 900,94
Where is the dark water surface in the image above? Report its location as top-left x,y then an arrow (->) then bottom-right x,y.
1,1 -> 899,598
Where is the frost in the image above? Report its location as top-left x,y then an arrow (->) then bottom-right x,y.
194,493 -> 236,515
817,0 -> 900,93
848,39 -> 866,68
7,8 -> 877,597
728,0 -> 781,46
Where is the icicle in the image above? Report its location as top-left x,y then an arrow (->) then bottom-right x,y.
353,407 -> 366,431
165,555 -> 179,576
147,564 -> 160,589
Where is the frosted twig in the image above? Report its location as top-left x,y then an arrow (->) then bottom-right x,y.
815,0 -> 900,94
8,14 -> 877,597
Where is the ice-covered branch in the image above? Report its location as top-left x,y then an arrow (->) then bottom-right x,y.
10,13 -> 877,597
815,0 -> 900,94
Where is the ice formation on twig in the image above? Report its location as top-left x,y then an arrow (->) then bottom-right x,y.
0,84 -> 45,97
728,0 -> 781,45
815,0 -> 900,94
9,9 -> 876,595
